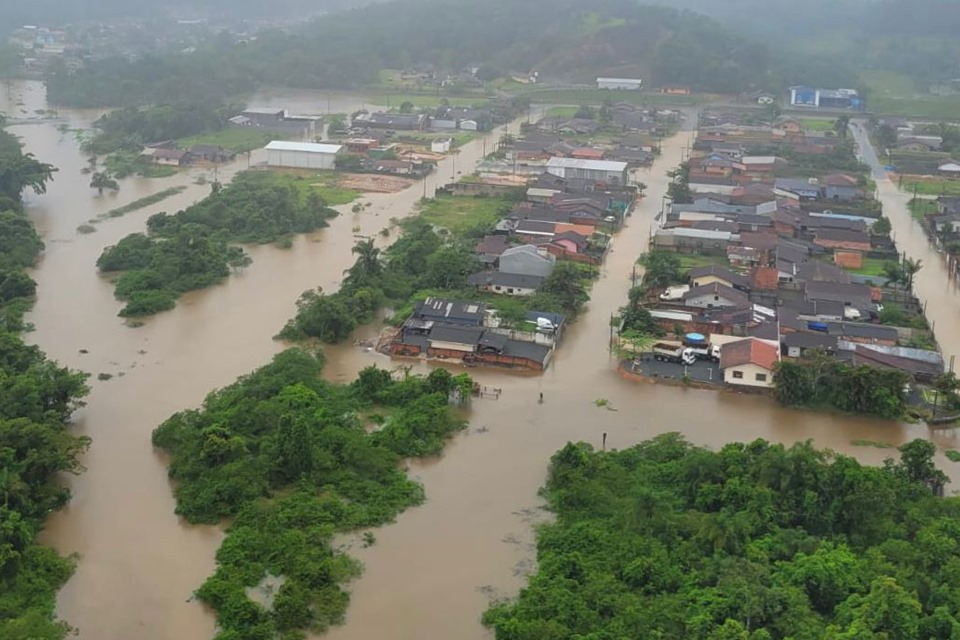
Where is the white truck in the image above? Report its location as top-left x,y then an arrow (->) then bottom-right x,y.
685,342 -> 721,362
651,342 -> 697,365
659,285 -> 690,301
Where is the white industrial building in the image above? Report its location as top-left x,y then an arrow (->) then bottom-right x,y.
597,77 -> 643,90
264,141 -> 343,170
545,157 -> 629,184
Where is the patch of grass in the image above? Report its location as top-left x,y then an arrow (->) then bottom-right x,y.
842,257 -> 889,277
97,372 -> 113,381
946,450 -> 960,462
417,194 -> 510,235
908,197 -> 937,222
264,169 -> 360,206
545,106 -> 578,119
861,69 -> 960,118
901,177 -> 960,197
800,118 -> 835,132
677,253 -> 729,271
101,186 -> 187,219
851,439 -> 894,449
77,224 -> 97,234
179,128 -> 277,153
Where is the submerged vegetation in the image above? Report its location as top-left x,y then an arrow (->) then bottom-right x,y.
486,434 -> 959,639
97,171 -> 338,317
152,349 -> 472,639
0,123 -> 90,640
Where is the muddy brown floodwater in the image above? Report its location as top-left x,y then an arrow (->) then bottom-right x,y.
2,80 -> 958,640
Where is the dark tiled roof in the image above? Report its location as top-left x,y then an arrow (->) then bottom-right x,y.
688,265 -> 750,288
783,332 -> 838,350
428,324 -> 484,345
827,322 -> 898,341
501,339 -> 551,365
414,297 -> 486,324
683,282 -> 750,308
466,271 -> 545,289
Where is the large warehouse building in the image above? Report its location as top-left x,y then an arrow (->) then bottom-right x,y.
264,141 -> 344,170
545,157 -> 629,185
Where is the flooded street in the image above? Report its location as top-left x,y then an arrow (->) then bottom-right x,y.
2,80 -> 957,640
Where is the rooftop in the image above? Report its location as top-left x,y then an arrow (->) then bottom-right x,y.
720,338 -> 779,371
264,141 -> 344,154
545,157 -> 628,173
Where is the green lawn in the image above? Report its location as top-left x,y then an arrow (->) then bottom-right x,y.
545,106 -> 578,119
259,170 -> 360,206
800,118 -> 835,132
861,69 -> 960,119
842,257 -> 889,277
908,197 -> 937,222
901,177 -> 960,197
180,128 -> 278,153
676,253 -> 729,271
417,194 -> 510,235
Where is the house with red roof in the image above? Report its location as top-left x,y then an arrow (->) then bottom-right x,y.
720,338 -> 779,388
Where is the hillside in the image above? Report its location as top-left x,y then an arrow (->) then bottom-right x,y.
47,0 -> 807,107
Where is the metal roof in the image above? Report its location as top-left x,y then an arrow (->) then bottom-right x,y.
264,141 -> 343,154
546,157 -> 628,173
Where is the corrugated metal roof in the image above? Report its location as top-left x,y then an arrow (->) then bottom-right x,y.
264,141 -> 343,154
546,157 -> 628,172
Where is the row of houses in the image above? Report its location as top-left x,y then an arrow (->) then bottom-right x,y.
638,115 -> 941,389
140,143 -> 235,167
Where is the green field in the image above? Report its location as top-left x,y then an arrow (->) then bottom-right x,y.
861,69 -> 960,118
417,194 -> 510,234
545,106 -> 579,119
800,118 -> 836,132
901,177 -> 960,197
841,256 -> 889,277
908,197 -> 938,222
676,253 -> 729,271
179,128 -> 277,153
258,169 -> 360,206
100,186 -> 187,219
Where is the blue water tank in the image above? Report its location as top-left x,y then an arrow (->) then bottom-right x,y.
685,332 -> 707,343
808,322 -> 829,332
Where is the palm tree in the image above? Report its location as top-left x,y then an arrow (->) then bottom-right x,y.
903,257 -> 923,291
351,238 -> 381,277
89,171 -> 119,195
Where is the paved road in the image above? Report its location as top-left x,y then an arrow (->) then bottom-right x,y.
849,119 -> 888,180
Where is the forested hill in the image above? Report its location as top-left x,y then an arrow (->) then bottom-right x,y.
46,0 -> 815,108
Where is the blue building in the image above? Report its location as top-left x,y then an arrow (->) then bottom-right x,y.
789,86 -> 863,110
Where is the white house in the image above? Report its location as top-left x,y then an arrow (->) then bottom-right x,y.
938,161 -> 960,177
545,157 -> 628,184
264,141 -> 344,170
597,77 -> 643,90
720,338 -> 779,388
431,137 -> 452,153
466,271 -> 544,296
499,245 -> 556,278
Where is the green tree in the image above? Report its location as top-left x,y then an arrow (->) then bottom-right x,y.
638,250 -> 682,290
541,262 -> 590,313
398,101 -> 415,114
870,216 -> 891,236
89,171 -> 119,195
667,163 -> 691,203
894,439 -> 948,496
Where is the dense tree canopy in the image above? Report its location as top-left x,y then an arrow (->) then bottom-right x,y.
43,0 -> 843,108
97,172 -> 337,316
485,434 -> 960,640
152,349 -> 471,638
0,126 -> 90,640
82,104 -> 233,155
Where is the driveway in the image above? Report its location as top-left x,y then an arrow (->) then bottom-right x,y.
626,354 -> 723,385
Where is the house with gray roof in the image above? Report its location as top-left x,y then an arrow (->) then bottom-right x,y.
499,245 -> 556,278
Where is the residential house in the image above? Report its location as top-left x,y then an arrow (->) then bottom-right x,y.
720,338 -> 779,388
773,116 -> 803,133
828,322 -> 898,346
412,297 -> 486,326
571,148 -> 605,160
550,231 -> 589,255
682,282 -> 750,309
474,235 -> 509,266
938,161 -> 960,177
431,138 -> 452,153
813,228 -> 871,252
937,196 -> 960,215
353,112 -> 428,131
189,144 -> 234,163
466,272 -> 544,296
653,228 -> 735,253
805,281 -> 874,310
896,134 -> 942,152
851,345 -> 943,382
152,148 -> 191,167
687,265 -> 750,291
794,261 -> 851,284
782,332 -> 838,358
515,220 -> 557,243
775,178 -> 823,201
499,245 -> 556,278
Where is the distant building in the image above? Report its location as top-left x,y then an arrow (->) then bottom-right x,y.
597,77 -> 643,90
789,86 -> 862,109
431,137 -> 452,153
264,141 -> 343,170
